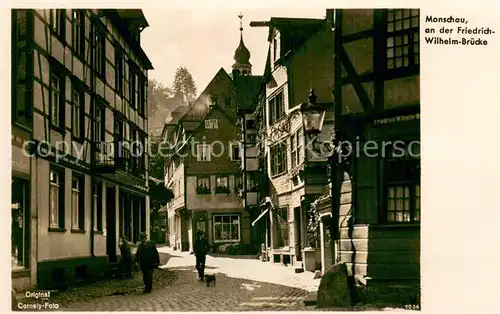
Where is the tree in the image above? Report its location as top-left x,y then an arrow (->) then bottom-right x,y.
148,79 -> 173,133
149,178 -> 174,243
148,133 -> 174,243
149,179 -> 174,213
148,133 -> 166,180
172,66 -> 197,102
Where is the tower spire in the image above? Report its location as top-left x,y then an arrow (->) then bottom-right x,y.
232,12 -> 252,76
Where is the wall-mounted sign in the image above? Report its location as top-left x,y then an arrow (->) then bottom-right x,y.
373,113 -> 420,125
28,140 -> 91,171
12,146 -> 30,174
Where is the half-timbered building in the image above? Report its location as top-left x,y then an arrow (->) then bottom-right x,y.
248,16 -> 335,268
314,8 -> 420,297
11,9 -> 153,290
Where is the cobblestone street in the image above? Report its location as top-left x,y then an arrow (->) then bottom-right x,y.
62,247 -> 320,311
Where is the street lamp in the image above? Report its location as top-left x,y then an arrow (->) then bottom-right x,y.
300,89 -> 350,265
301,89 -> 326,137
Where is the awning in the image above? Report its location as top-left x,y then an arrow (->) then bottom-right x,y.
252,208 -> 270,227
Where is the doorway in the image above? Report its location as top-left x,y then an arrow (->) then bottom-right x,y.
294,206 -> 302,261
11,178 -> 29,270
106,186 -> 117,263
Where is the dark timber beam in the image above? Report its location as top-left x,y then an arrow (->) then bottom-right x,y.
341,29 -> 373,43
339,46 -> 372,113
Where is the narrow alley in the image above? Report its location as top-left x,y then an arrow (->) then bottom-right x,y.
62,247 -> 320,311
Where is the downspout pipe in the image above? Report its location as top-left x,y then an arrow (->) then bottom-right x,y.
331,9 -> 343,264
89,12 -> 98,258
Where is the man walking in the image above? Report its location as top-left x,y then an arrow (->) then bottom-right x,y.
134,232 -> 160,293
119,237 -> 133,278
193,230 -> 209,280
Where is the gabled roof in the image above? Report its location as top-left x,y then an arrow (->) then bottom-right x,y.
262,47 -> 272,82
174,104 -> 236,155
196,103 -> 236,132
180,102 -> 209,122
179,67 -> 234,122
233,75 -> 263,111
268,18 -> 324,52
169,106 -> 189,124
250,17 -> 325,62
182,121 -> 199,132
102,9 -> 154,70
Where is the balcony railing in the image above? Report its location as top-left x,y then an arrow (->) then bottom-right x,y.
93,141 -> 146,178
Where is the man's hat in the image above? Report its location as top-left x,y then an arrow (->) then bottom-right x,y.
140,232 -> 147,240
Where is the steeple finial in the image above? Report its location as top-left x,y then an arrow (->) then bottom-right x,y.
238,12 -> 243,32
232,11 -> 252,76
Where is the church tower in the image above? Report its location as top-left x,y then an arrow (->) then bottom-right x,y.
232,13 -> 252,77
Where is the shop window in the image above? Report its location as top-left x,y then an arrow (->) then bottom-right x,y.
383,142 -> 420,223
213,215 -> 240,242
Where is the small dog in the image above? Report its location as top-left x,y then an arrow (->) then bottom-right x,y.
205,274 -> 216,287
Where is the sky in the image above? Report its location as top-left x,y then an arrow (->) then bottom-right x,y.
140,8 -> 327,95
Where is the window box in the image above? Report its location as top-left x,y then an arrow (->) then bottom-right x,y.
196,186 -> 211,195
